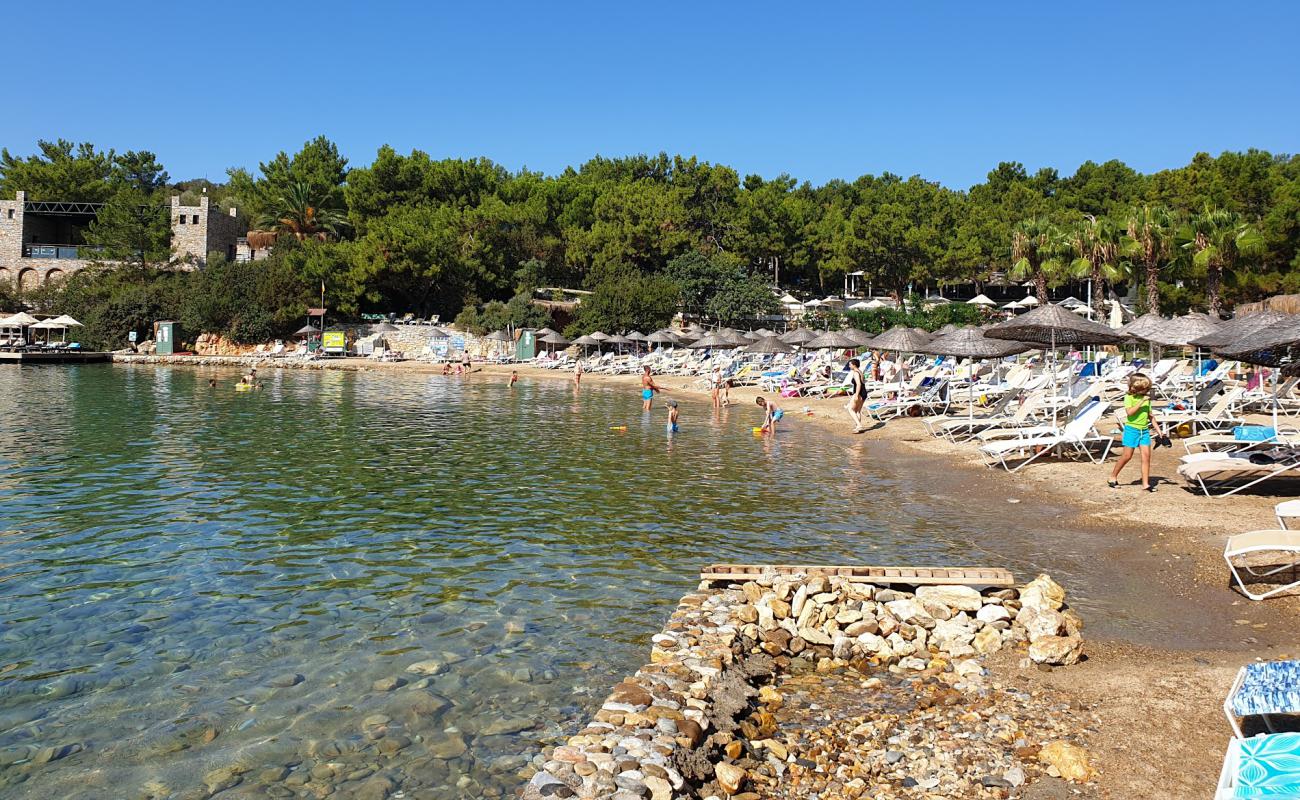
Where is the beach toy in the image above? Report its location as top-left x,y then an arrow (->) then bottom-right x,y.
235,383 -> 252,392
752,426 -> 766,434
610,425 -> 628,431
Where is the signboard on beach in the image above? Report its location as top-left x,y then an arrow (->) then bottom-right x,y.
322,331 -> 346,355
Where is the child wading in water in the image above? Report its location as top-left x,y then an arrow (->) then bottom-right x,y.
755,396 -> 783,434
1109,373 -> 1164,492
509,370 -> 518,388
666,400 -> 680,433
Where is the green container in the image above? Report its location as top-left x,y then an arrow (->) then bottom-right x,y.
515,330 -> 536,361
154,320 -> 181,355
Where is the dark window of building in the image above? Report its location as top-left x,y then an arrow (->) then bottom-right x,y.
6,209 -> 12,219
192,215 -> 199,224
178,216 -> 186,224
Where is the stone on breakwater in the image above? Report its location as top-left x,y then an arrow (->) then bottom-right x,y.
520,572 -> 1082,798
915,584 -> 983,611
1020,573 -> 1066,613
1029,635 -> 1084,666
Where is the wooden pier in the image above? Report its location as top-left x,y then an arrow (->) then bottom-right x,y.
701,563 -> 1015,587
0,350 -> 110,365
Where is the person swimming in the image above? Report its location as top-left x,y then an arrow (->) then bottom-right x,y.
509,370 -> 518,388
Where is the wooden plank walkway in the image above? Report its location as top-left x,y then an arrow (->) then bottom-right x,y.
700,564 -> 1014,587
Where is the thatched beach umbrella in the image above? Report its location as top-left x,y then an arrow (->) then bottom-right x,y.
688,332 -> 731,349
1216,316 -> 1300,429
780,328 -> 820,346
869,326 -> 932,353
986,303 -> 1122,421
1117,312 -> 1166,339
967,294 -> 996,307
605,333 -> 633,353
1142,314 -> 1220,348
644,330 -> 679,345
1190,312 -> 1290,350
841,327 -> 876,346
294,324 -> 319,338
374,322 -> 401,334
744,335 -> 796,355
50,314 -> 83,327
626,330 -> 646,341
536,327 -> 557,337
539,331 -> 570,355
921,327 -> 1033,423
589,331 -> 610,342
753,328 -> 775,337
805,331 -> 863,350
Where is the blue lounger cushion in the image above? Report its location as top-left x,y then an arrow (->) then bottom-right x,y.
1233,733 -> 1300,797
1233,661 -> 1300,717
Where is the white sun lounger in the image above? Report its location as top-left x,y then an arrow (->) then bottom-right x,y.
1224,530 -> 1300,600
979,400 -> 1113,472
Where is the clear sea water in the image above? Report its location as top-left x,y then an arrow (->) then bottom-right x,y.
0,364 -> 1159,799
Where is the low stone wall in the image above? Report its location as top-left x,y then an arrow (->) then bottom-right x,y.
522,572 -> 1081,800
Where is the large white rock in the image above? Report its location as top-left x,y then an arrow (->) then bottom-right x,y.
1017,607 -> 1064,641
915,585 -> 983,612
976,604 -> 1011,623
1028,635 -> 1083,665
884,599 -> 932,625
1020,574 -> 1066,613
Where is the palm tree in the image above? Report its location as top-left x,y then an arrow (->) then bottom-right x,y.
1009,217 -> 1059,302
1066,215 -> 1123,316
1177,207 -> 1266,317
1121,205 -> 1175,315
256,181 -> 348,241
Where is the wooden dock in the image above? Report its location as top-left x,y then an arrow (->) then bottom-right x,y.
0,351 -> 110,364
701,564 -> 1015,587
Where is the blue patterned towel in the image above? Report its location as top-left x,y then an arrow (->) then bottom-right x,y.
1233,661 -> 1300,717
1233,733 -> 1300,797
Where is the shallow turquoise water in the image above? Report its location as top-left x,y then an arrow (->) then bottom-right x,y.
0,364 -> 1136,798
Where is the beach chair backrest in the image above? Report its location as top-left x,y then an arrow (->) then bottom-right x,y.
1064,401 -> 1108,439
1206,387 -> 1243,417
1194,380 -> 1225,411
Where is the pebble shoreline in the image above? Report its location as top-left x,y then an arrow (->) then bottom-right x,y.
521,572 -> 1088,800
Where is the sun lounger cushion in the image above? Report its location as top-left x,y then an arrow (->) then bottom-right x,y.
1228,732 -> 1300,797
1232,661 -> 1300,717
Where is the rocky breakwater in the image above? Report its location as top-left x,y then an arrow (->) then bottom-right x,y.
520,572 -> 1085,800
112,353 -> 340,370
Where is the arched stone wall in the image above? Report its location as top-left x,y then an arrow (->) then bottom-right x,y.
44,268 -> 64,286
17,268 -> 37,292
0,267 -> 11,286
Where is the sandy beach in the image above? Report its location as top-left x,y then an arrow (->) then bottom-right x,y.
112,355 -> 1300,798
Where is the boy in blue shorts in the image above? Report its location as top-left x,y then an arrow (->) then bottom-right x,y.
1108,373 -> 1164,492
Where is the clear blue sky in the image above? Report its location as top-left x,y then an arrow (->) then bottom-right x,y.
3,1 -> 1296,189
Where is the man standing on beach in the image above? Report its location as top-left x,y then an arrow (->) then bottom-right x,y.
641,365 -> 663,410
845,358 -> 868,433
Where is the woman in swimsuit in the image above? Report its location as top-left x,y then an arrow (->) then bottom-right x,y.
845,357 -> 868,433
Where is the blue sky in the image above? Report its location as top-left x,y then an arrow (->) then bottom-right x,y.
2,1 -> 1296,189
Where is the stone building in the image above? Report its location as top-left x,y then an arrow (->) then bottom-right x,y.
0,190 -> 244,291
